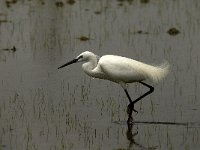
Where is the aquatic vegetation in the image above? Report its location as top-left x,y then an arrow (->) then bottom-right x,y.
77,36 -> 91,41
94,11 -> 102,15
67,0 -> 76,5
167,28 -> 180,36
2,46 -> 16,52
140,0 -> 150,4
0,0 -> 199,149
55,1 -> 64,7
5,0 -> 17,8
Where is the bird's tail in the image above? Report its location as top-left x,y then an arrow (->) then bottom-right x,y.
145,61 -> 170,83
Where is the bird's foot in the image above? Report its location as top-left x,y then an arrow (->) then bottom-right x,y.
127,103 -> 138,114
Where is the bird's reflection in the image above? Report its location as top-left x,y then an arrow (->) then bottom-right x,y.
126,111 -> 157,150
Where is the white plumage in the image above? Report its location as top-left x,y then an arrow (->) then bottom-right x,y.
96,55 -> 169,83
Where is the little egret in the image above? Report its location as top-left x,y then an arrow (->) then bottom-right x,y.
58,51 -> 169,122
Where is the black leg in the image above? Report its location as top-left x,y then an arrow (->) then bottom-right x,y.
124,81 -> 154,123
132,81 -> 154,104
124,89 -> 138,113
124,89 -> 133,103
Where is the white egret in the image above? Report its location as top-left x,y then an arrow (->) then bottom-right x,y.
58,51 -> 169,122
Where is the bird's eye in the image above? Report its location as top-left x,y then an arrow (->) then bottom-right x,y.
78,55 -> 83,59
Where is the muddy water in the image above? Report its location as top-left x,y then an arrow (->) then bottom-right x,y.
0,0 -> 200,149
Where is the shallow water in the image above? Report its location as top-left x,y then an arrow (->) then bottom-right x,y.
0,0 -> 200,149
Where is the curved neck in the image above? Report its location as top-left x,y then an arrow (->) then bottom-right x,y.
82,56 -> 98,76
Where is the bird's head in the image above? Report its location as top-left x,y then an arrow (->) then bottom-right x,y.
58,51 -> 96,69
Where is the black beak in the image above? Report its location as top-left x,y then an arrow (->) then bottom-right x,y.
58,58 -> 78,69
